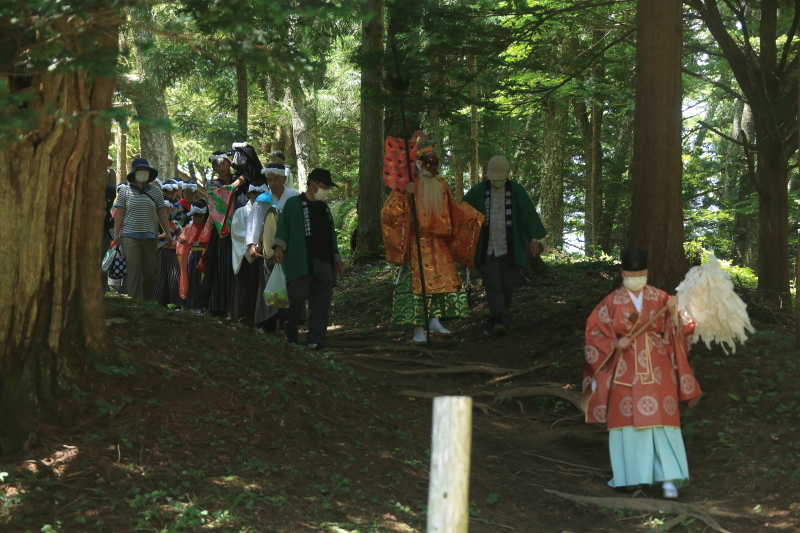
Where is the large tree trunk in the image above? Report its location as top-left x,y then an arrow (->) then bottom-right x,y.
289,80 -> 319,191
629,0 -> 687,291
689,0 -> 796,304
539,98 -> 568,250
452,151 -> 465,202
129,7 -> 176,177
755,123 -> 790,303
355,0 -> 385,261
115,120 -> 127,182
468,55 -> 480,185
588,95 -> 603,254
598,110 -> 633,253
236,58 -> 248,141
574,29 -> 605,257
729,103 -> 758,269
0,17 -> 117,453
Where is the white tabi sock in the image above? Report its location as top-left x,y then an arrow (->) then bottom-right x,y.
662,482 -> 678,499
412,326 -> 426,342
429,317 -> 450,334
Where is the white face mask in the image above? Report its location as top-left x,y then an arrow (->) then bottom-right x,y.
491,178 -> 507,188
313,186 -> 329,201
134,170 -> 149,183
623,275 -> 647,292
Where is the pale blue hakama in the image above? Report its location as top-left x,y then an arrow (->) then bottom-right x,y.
607,426 -> 690,489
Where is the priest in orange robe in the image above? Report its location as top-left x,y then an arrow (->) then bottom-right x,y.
583,249 -> 701,499
381,141 -> 484,344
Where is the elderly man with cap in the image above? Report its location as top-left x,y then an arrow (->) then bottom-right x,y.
112,157 -> 174,300
462,155 -> 547,336
273,168 -> 344,350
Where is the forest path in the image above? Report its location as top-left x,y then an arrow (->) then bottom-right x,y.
0,260 -> 792,533
323,260 -> 788,532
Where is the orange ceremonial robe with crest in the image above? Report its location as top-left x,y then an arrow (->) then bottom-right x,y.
381,178 -> 484,294
583,285 -> 702,430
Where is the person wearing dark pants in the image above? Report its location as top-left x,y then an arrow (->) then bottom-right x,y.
272,168 -> 344,350
479,254 -> 522,333
284,258 -> 334,347
462,155 -> 547,335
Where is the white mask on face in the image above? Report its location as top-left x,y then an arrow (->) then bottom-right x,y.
313,185 -> 329,201
491,178 -> 507,188
623,275 -> 647,292
134,170 -> 149,183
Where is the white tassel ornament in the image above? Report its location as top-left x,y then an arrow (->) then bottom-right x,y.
675,254 -> 755,354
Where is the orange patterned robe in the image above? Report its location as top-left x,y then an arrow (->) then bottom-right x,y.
381,178 -> 483,294
583,285 -> 702,429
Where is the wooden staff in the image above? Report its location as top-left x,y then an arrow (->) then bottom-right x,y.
389,41 -> 431,347
615,304 -> 670,351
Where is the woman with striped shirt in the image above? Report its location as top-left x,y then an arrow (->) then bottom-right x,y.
112,158 -> 174,300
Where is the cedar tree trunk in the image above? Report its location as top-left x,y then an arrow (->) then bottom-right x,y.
0,18 -> 117,454
540,98 -> 568,250
236,58 -> 248,140
129,7 -> 176,176
629,0 -> 688,291
355,0 -> 385,261
689,0 -> 797,305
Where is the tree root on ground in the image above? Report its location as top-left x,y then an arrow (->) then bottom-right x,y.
485,363 -> 551,384
338,358 -> 549,379
517,452 -> 609,474
325,325 -> 395,338
338,354 -> 452,367
491,386 -> 582,410
399,390 -> 494,415
544,489 -> 733,533
396,364 -> 540,376
326,340 -> 441,357
397,386 -> 582,413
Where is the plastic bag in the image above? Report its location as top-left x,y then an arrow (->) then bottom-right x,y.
263,264 -> 289,308
108,249 -> 127,279
102,248 -> 116,272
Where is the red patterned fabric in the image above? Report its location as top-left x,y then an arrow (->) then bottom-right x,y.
176,222 -> 210,299
582,285 -> 702,429
383,137 -> 418,189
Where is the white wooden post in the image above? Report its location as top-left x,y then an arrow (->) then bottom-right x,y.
427,396 -> 472,533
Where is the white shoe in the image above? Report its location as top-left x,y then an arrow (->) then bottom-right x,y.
412,326 -> 427,344
662,482 -> 678,499
429,318 -> 452,336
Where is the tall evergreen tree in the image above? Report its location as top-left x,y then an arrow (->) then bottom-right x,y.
356,0 -> 386,260
629,0 -> 688,290
0,7 -> 120,453
687,0 -> 800,304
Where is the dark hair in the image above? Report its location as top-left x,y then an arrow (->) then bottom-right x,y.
270,150 -> 285,161
266,162 -> 284,169
621,248 -> 648,271
191,199 -> 208,209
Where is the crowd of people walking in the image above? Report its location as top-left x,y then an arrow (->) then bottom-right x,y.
105,144 -> 341,349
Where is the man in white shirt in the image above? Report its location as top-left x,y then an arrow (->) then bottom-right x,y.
263,163 -> 299,210
270,150 -> 294,189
